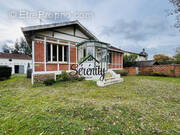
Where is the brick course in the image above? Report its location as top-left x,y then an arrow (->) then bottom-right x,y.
124,64 -> 180,77
34,41 -> 44,62
47,64 -> 58,71
70,47 -> 76,63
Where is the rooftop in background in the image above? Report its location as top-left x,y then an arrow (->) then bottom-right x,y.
123,49 -> 148,57
136,60 -> 159,66
0,52 -> 32,60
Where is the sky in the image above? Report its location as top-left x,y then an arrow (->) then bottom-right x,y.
0,0 -> 179,59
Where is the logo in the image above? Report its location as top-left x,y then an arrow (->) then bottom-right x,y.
70,55 -> 106,81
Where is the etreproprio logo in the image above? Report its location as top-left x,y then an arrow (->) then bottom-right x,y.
69,55 -> 106,81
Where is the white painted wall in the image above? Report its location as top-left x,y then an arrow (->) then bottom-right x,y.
0,58 -> 32,74
37,26 -> 89,43
124,52 -> 146,61
136,55 -> 146,61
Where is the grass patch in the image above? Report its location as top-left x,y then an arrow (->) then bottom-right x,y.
0,75 -> 179,134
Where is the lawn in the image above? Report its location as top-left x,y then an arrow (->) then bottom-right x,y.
0,75 -> 179,135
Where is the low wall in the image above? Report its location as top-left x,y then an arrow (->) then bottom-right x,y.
124,67 -> 137,75
124,64 -> 180,77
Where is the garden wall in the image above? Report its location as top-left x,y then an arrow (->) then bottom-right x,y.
124,64 -> 180,77
124,67 -> 138,75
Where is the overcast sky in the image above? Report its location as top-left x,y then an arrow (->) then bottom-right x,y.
0,0 -> 179,59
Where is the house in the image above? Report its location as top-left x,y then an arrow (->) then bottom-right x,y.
0,52 -> 32,74
21,20 -> 124,83
123,49 -> 148,61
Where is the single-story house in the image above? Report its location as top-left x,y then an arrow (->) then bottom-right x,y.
0,52 -> 32,74
123,49 -> 148,61
21,20 -> 124,83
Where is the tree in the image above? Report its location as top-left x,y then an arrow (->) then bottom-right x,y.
123,54 -> 137,67
174,47 -> 180,63
169,0 -> 180,29
12,38 -> 31,56
153,54 -> 172,64
3,37 -> 32,56
2,44 -> 13,53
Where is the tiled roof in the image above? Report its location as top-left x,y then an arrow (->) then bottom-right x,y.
0,52 -> 31,60
136,60 -> 159,66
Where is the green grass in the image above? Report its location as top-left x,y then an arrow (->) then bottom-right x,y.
0,75 -> 179,135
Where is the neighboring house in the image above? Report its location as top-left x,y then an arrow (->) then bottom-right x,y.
0,52 -> 32,74
21,20 -> 124,83
123,49 -> 148,61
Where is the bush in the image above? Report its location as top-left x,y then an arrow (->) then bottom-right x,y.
120,71 -> 128,76
69,75 -> 85,81
43,79 -> 55,86
61,71 -> 69,81
33,73 -> 55,83
114,70 -> 128,76
152,72 -> 167,77
57,72 -> 85,82
0,66 -> 12,81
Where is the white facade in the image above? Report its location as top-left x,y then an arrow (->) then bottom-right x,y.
0,58 -> 32,74
124,52 -> 147,61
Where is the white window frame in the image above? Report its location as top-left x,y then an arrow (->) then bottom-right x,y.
47,43 -> 68,63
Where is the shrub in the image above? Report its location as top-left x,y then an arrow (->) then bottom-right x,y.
33,73 -> 55,83
57,72 -> 85,82
120,71 -> 128,76
114,70 -> 128,76
152,72 -> 167,77
43,79 -> 55,86
0,66 -> 12,81
61,71 -> 69,81
77,76 -> 85,81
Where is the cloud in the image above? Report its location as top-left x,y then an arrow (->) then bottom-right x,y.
100,16 -> 180,59
101,17 -> 169,42
0,0 -> 179,59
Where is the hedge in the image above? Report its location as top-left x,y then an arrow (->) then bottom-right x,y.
0,66 -> 12,80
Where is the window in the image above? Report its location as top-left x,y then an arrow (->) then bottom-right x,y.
108,52 -> 112,64
53,45 -> 57,61
46,43 -> 51,61
58,46 -> 62,61
64,46 -> 68,62
46,43 -> 69,62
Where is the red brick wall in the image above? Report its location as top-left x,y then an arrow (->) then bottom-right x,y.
124,65 -> 180,77
60,64 -> 68,70
70,47 -> 76,63
120,54 -> 123,68
124,67 -> 137,75
35,64 -> 44,72
34,41 -> 44,62
139,66 -> 152,75
47,64 -> 58,71
152,65 -> 174,76
108,51 -> 123,69
175,65 -> 180,77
